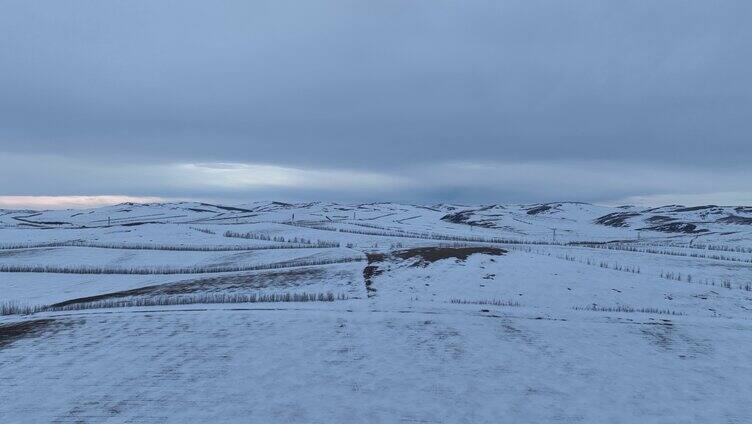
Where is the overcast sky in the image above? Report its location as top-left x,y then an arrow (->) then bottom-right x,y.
1,0 -> 750,208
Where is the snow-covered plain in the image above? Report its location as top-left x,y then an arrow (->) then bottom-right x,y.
1,201 -> 751,423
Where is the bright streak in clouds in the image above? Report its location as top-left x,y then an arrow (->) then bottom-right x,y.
0,151 -> 750,206
169,163 -> 411,190
0,196 -> 167,210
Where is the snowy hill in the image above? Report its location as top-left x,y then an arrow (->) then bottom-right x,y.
1,201 -> 751,422
3,200 -> 751,248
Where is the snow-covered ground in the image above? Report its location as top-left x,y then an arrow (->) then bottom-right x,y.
1,201 -> 751,423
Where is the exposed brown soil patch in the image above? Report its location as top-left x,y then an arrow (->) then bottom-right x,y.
440,211 -> 497,228
594,212 -> 641,227
526,204 -> 554,215
362,246 -> 506,296
48,267 -> 331,309
0,247 -> 58,258
672,205 -> 718,212
366,246 -> 504,266
0,319 -> 56,349
49,286 -> 159,308
645,215 -> 676,224
362,264 -> 383,295
647,222 -> 709,234
717,214 -> 752,225
391,246 -> 506,265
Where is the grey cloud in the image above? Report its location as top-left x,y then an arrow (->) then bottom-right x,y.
0,1 -> 750,202
1,152 -> 749,206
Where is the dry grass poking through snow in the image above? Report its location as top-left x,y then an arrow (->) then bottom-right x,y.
0,240 -> 333,252
573,304 -> 685,316
1,292 -> 348,316
449,298 -> 521,307
1,301 -> 46,316
0,256 -> 365,275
